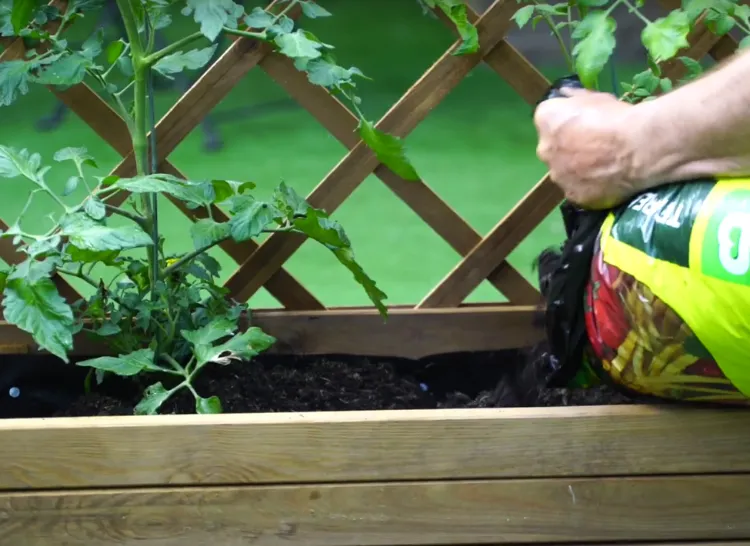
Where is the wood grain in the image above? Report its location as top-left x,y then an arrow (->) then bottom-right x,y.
1,405 -> 750,490
3,475 -> 750,545
261,52 -> 538,304
0,304 -> 542,358
223,0 -> 521,303
419,175 -> 562,307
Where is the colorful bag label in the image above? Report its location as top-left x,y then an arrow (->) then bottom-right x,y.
586,177 -> 750,404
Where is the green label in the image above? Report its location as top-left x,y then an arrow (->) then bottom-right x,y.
610,180 -> 715,268
701,188 -> 750,286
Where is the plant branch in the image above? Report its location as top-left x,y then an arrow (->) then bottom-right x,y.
161,235 -> 231,277
104,203 -> 147,226
144,31 -> 206,66
221,27 -> 268,41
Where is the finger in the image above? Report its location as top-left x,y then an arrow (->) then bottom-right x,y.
534,99 -> 580,134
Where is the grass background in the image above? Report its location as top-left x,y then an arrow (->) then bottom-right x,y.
0,0 -> 639,308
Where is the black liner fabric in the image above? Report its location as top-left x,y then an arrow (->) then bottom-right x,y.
533,75 -> 609,387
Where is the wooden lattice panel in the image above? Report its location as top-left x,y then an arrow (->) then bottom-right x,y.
0,0 -> 745,357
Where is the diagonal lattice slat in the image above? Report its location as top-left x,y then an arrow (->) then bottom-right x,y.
1,0 -> 743,328
0,0 -> 323,310
222,0 -> 525,304
417,3 -> 744,308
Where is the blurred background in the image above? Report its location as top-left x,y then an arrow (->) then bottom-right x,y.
0,0 -> 667,308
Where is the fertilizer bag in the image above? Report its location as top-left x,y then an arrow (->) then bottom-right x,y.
537,76 -> 750,405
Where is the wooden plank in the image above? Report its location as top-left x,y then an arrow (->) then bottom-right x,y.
223,0 -> 521,303
419,176 -> 562,307
0,304 -> 542,358
444,0 -> 550,106
260,53 -> 539,304
3,475 -> 750,545
2,405 -> 750,490
418,10 -> 732,309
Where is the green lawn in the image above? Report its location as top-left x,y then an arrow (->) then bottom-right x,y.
0,0 -> 633,308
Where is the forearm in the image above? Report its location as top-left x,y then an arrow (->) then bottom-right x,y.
628,47 -> 750,188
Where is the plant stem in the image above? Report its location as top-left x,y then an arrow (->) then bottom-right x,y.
103,203 -> 147,227
161,235 -> 232,277
143,31 -> 206,66
161,353 -> 186,374
221,27 -> 268,41
531,0 -> 572,71
115,0 -> 158,293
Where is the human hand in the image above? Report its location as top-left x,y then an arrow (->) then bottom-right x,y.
533,87 -> 644,209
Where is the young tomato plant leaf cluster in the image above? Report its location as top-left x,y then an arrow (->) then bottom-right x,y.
416,0 -> 479,55
512,0 -> 750,101
0,0 -> 481,415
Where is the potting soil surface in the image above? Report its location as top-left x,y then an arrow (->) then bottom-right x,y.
0,349 -> 650,418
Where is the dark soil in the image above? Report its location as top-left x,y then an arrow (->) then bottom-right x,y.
0,347 -> 649,419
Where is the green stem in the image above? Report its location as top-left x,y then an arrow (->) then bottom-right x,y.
221,27 -> 268,41
115,0 -> 158,294
161,236 -> 231,277
161,353 -> 186,374
531,0 -> 572,71
143,32 -> 206,66
103,203 -> 147,227
161,226 -> 294,278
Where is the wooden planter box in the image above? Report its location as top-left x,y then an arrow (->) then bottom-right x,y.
2,405 -> 750,545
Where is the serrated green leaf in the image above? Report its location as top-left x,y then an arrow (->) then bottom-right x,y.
77,348 -> 161,377
210,179 -> 255,203
95,321 -> 121,336
642,10 -> 690,63
0,60 -> 32,106
183,319 -> 275,367
0,0 -> 13,36
54,146 -> 97,167
274,29 -> 323,58
65,244 -> 120,265
3,276 -> 74,362
32,53 -> 93,88
273,181 -> 310,218
228,199 -> 280,241
572,11 -> 616,88
196,395 -> 222,413
513,5 -> 535,29
358,120 -> 419,181
190,218 -> 230,248
113,174 -> 215,207
183,0 -> 244,41
182,316 -> 237,347
304,58 -> 364,88
300,1 -> 330,18
244,5 -> 274,28
134,381 -> 174,415
678,56 -> 703,76
106,40 -> 126,64
433,0 -> 478,55
60,213 -> 153,251
84,197 -> 106,220
11,0 -> 34,33
63,176 -> 80,196
153,45 -> 218,77
0,145 -> 47,183
332,246 -> 388,318
8,256 -> 58,283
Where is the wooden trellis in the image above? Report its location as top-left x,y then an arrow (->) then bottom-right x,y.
0,0 -> 743,359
